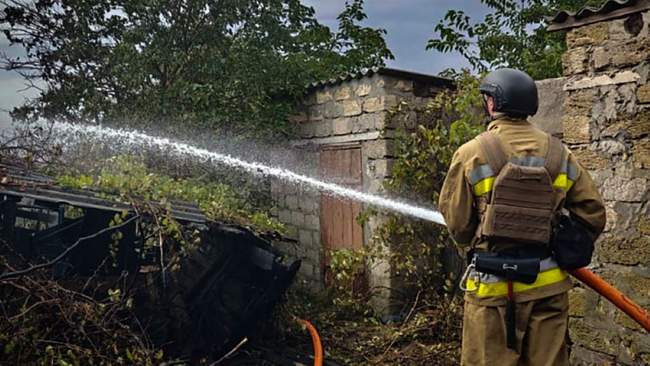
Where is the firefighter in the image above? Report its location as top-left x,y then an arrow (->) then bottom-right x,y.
438,68 -> 606,366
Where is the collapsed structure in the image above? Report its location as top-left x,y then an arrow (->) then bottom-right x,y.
0,162 -> 300,360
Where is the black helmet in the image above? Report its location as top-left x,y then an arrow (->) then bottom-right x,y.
479,68 -> 538,117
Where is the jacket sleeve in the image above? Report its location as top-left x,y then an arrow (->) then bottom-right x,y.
438,148 -> 478,245
564,153 -> 607,238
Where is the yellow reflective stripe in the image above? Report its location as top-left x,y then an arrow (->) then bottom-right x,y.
465,268 -> 569,298
473,177 -> 495,196
552,173 -> 575,191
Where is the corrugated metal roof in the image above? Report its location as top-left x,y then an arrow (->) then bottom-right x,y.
0,163 -> 207,223
308,67 -> 454,89
548,0 -> 650,31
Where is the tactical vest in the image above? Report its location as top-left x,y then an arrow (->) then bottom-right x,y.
475,131 -> 564,248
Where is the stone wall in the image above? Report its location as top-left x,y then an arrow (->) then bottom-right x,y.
530,77 -> 567,137
271,174 -> 323,289
274,73 -> 444,310
560,11 -> 650,365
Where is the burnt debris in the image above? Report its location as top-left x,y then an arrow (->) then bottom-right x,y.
0,162 -> 300,360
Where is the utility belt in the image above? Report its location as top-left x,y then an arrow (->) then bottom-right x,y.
459,249 -> 566,352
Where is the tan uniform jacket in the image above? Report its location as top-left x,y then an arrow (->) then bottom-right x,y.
439,117 -> 606,306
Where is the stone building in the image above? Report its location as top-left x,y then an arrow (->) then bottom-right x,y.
271,67 -> 453,312
548,1 -> 650,364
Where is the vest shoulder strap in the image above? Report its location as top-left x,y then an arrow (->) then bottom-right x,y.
544,135 -> 565,180
476,132 -> 508,174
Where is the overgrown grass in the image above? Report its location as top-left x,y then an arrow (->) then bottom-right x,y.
56,155 -> 284,233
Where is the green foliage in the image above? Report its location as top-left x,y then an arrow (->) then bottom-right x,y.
1,0 -> 392,138
57,155 -> 284,233
327,247 -> 373,314
427,0 -> 603,79
373,71 -> 484,298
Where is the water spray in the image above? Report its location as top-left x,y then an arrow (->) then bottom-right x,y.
49,122 -> 650,332
51,122 -> 446,225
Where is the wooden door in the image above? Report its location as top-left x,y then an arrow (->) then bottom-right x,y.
319,146 -> 364,287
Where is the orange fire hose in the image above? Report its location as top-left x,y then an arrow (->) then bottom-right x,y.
297,318 -> 324,366
570,268 -> 650,332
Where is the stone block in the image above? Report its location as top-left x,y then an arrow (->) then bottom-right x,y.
305,249 -> 321,268
270,181 -> 283,194
597,234 -> 650,265
602,110 -> 650,138
592,47 -> 611,70
308,105 -> 325,122
568,318 -> 619,356
363,97 -> 383,113
334,86 -> 352,101
323,102 -> 342,118
314,120 -> 333,137
563,115 -> 591,144
393,80 -> 413,92
291,211 -> 305,226
365,179 -> 385,195
562,47 -> 588,76
569,345 -> 616,366
315,90 -> 332,104
608,19 -> 625,40
388,110 -> 417,130
601,176 -> 648,202
368,159 -> 394,178
566,22 -> 609,48
342,100 -> 362,117
286,195 -> 298,210
568,287 -> 589,317
564,71 -> 640,90
564,89 -> 597,116
299,121 -> 317,138
637,84 -> 650,103
312,231 -> 321,246
638,215 -> 650,235
355,82 -> 373,97
355,113 -> 378,132
279,209 -> 291,223
299,229 -> 313,247
305,214 -> 319,230
611,50 -> 644,69
633,138 -> 650,168
608,201 -> 645,233
363,95 -> 398,113
597,139 -> 628,157
364,139 -> 393,159
298,260 -> 315,278
589,168 -> 613,188
298,198 -> 317,213
571,146 -> 610,170
614,309 -> 645,331
332,117 -> 353,135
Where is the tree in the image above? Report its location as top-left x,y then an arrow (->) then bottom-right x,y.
427,0 -> 603,79
1,0 -> 393,137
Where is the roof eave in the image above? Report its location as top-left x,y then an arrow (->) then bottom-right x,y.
548,0 -> 650,32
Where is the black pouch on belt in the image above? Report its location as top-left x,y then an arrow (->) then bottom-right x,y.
474,252 -> 541,284
474,252 -> 542,351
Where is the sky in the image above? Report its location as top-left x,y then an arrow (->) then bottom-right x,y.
0,1 -> 488,126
